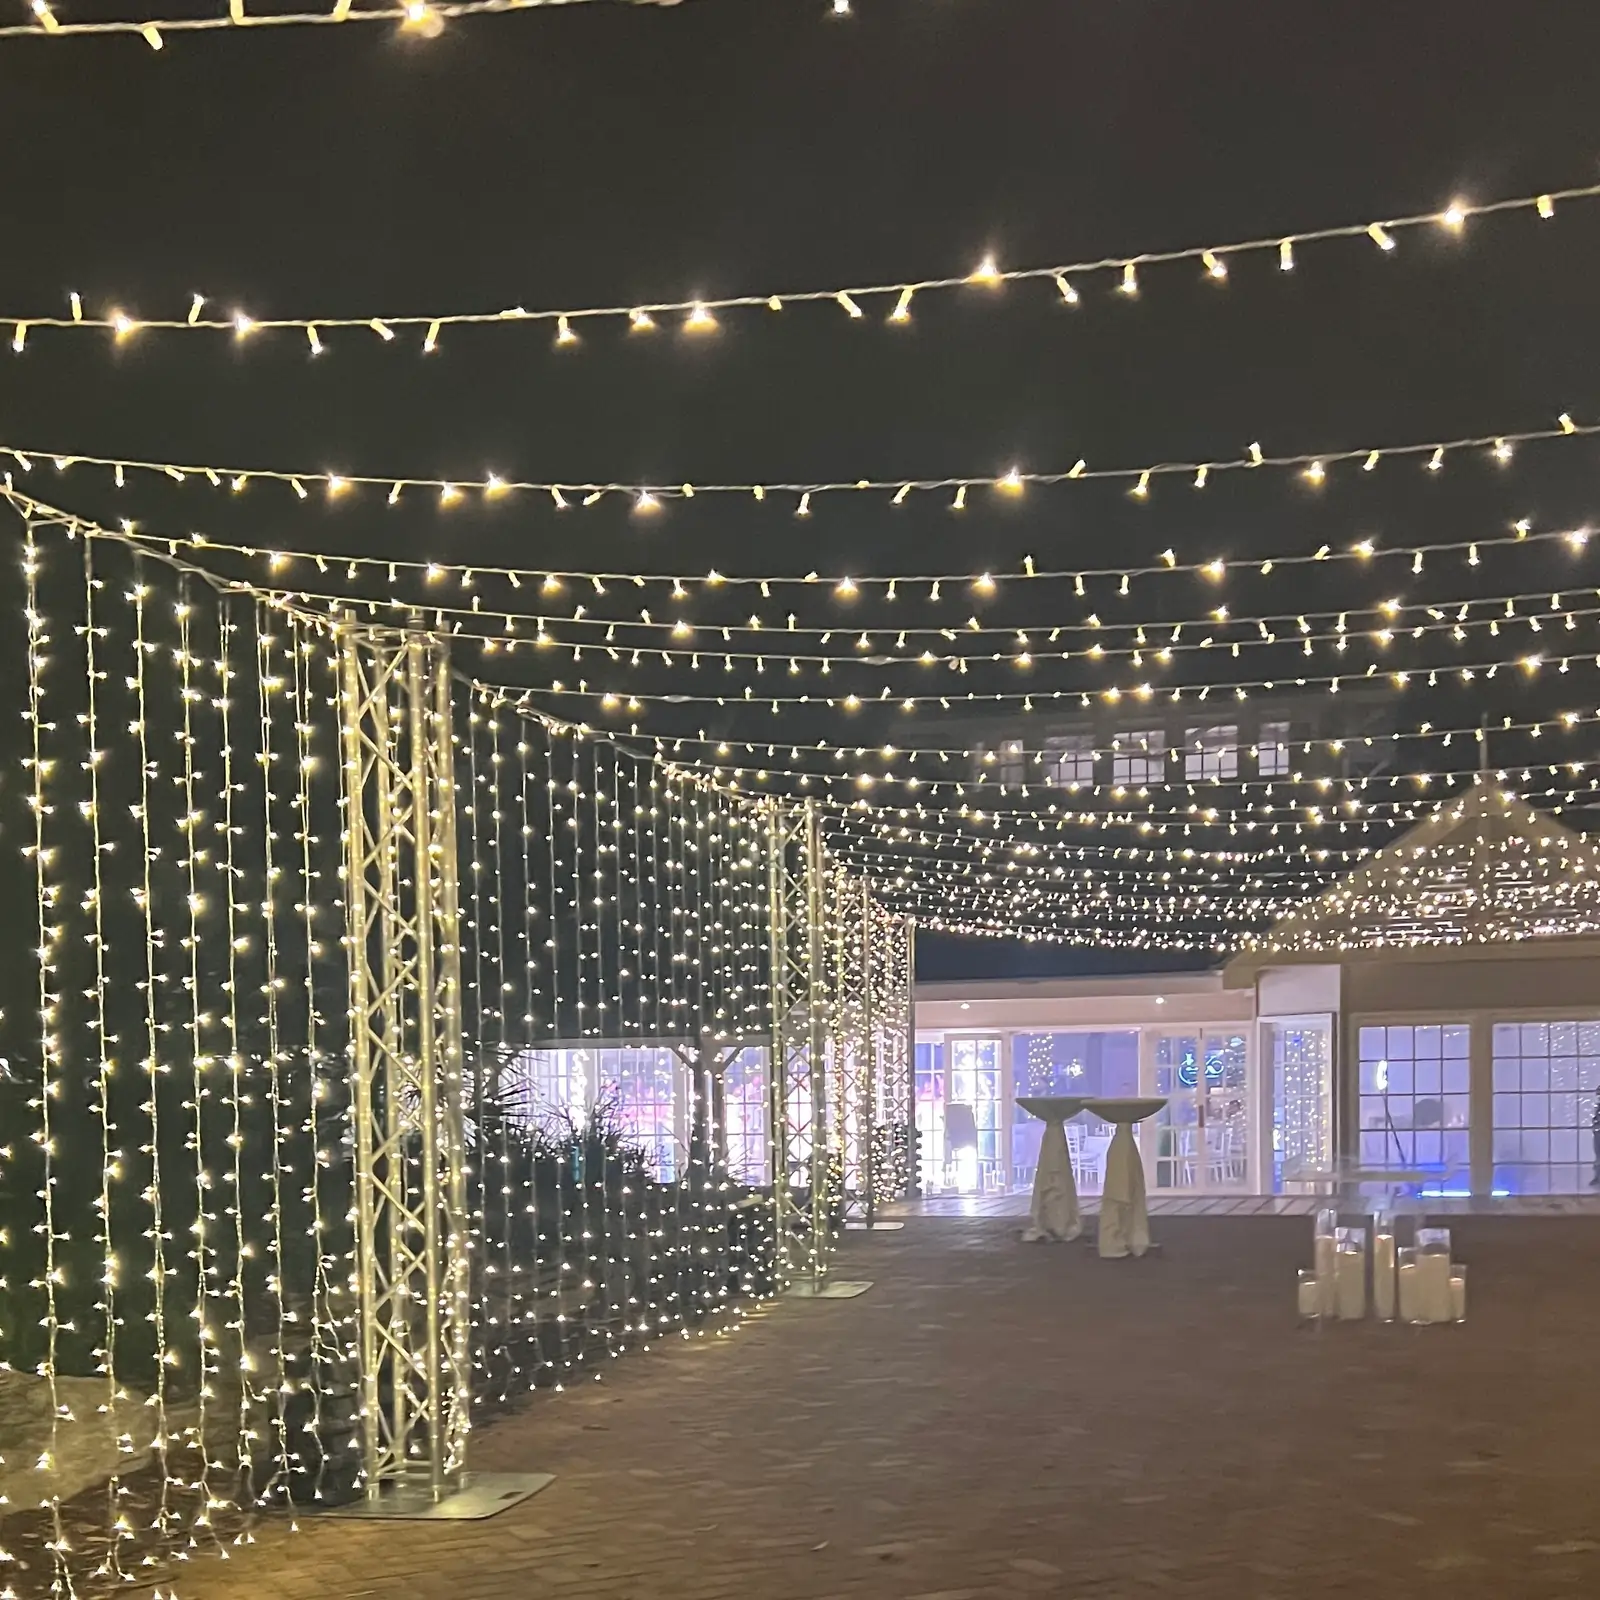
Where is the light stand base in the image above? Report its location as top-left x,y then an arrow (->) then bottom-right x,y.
328,1471 -> 554,1521
784,1279 -> 874,1299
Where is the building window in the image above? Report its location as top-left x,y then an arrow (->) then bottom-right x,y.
1257,720 -> 1291,777
1111,729 -> 1166,785
504,1046 -> 688,1181
1491,1021 -> 1600,1195
998,739 -> 1026,787
1356,1024 -> 1470,1178
915,1040 -> 946,1194
722,1046 -> 771,1185
1184,724 -> 1238,780
1045,732 -> 1095,787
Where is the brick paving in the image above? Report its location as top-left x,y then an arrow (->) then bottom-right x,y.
166,1216 -> 1600,1599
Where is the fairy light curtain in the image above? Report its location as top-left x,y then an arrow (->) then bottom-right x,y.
2,502 -> 918,1593
1239,778 -> 1600,953
5,508 -> 356,1589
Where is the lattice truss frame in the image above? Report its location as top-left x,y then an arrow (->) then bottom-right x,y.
868,900 -> 914,1207
826,862 -> 872,1219
764,797 -> 833,1283
828,877 -> 915,1221
337,623 -> 472,1500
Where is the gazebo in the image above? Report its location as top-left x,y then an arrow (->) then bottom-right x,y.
1226,779 -> 1600,1198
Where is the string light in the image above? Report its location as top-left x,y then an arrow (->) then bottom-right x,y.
16,413 -> 1591,512
22,521 -> 72,1589
0,0 -> 692,43
8,181 -> 1593,345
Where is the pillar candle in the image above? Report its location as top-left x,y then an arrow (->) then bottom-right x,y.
1397,1247 -> 1421,1323
1417,1251 -> 1453,1325
1313,1230 -> 1337,1317
1449,1265 -> 1467,1323
1372,1230 -> 1397,1322
1335,1245 -> 1366,1321
1296,1268 -> 1320,1319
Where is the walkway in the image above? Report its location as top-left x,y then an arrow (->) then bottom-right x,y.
171,1216 -> 1600,1599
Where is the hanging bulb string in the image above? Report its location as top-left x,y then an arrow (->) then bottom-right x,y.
10,475 -> 1589,603
7,413 -> 1597,520
104,547 -> 1600,659
512,698 -> 1600,769
719,771 -> 1600,829
1,0 -> 683,45
435,594 -> 1600,681
646,736 -> 1599,804
470,675 -> 1591,852
19,500 -> 1594,834
816,790 -> 1598,872
3,180 -> 1591,335
501,632 -> 1598,710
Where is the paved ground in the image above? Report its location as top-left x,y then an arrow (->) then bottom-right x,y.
166,1215 -> 1600,1599
909,1193 -> 1600,1216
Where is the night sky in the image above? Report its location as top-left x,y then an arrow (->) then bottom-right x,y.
4,0 -> 1600,977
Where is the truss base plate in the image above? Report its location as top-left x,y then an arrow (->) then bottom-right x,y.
845,1220 -> 905,1231
329,1471 -> 554,1521
785,1279 -> 874,1299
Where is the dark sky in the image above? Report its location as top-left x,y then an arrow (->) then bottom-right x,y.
4,0 -> 1600,978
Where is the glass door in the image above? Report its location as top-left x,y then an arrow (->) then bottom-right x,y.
1263,1014 -> 1333,1190
947,1036 -> 1006,1193
1148,1030 -> 1252,1192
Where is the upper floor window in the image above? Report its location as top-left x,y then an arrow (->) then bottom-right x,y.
1257,720 -> 1292,777
1184,724 -> 1238,780
1111,729 -> 1166,785
998,739 -> 1027,787
1045,732 -> 1095,787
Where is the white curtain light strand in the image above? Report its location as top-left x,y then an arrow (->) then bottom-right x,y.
3,181 -> 1592,337
15,503 -> 935,1597
3,0 -> 689,46
7,415 -> 1598,518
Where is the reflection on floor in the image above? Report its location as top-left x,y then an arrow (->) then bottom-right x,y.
896,1192 -> 1600,1218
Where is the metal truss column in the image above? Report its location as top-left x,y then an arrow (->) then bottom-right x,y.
338,621 -> 471,1505
764,797 -> 833,1289
873,909 -> 915,1203
859,879 -> 879,1225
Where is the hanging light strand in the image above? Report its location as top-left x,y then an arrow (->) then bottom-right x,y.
0,0 -> 688,45
8,414 -> 1595,517
4,180 -> 1589,337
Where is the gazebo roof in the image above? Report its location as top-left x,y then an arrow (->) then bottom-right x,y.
1234,778 -> 1600,960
